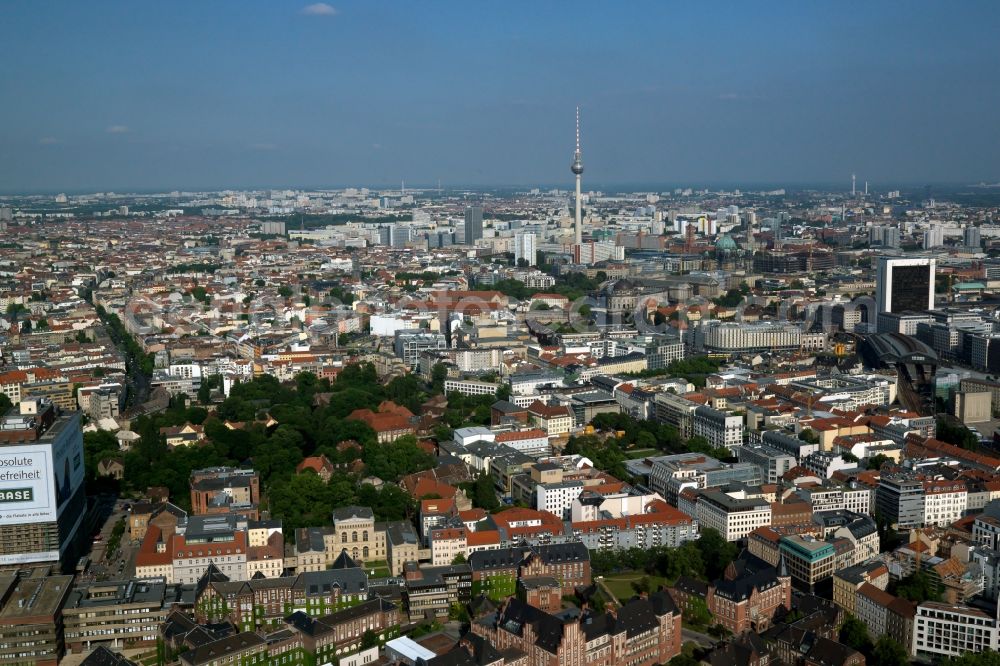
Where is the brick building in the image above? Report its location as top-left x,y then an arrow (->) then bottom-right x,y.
189,467 -> 261,520
472,592 -> 682,666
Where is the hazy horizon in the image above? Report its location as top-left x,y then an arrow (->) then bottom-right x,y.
3,1 -> 1000,192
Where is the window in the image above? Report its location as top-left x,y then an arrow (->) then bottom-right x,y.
352,531 -> 358,542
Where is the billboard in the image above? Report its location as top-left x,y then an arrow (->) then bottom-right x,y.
0,444 -> 59,525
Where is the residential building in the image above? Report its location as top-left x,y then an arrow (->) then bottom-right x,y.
832,561 -> 890,615
912,601 -> 1000,659
693,405 -> 744,454
696,490 -> 772,542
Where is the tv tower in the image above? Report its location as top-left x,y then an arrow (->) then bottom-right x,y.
571,107 -> 584,246
851,173 -> 856,197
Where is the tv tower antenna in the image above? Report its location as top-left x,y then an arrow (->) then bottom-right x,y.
571,107 -> 584,247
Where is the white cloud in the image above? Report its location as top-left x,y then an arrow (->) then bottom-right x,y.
301,3 -> 337,16
38,136 -> 59,145
106,125 -> 131,134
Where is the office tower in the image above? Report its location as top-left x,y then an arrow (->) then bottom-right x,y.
0,399 -> 86,566
884,227 -> 901,248
464,206 -> 483,245
571,107 -> 584,245
390,226 -> 410,248
378,225 -> 392,246
965,225 -> 982,249
923,225 -> 944,249
876,257 -> 936,314
514,232 -> 537,266
869,225 -> 900,249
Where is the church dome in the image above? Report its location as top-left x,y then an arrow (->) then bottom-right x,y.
715,234 -> 738,253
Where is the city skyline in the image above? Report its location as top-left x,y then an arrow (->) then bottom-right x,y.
2,1 -> 1000,191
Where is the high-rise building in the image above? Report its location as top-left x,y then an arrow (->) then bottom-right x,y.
923,225 -> 944,249
965,225 -> 982,249
869,225 -> 901,249
876,257 -> 936,315
463,206 -> 483,245
513,232 -> 537,266
0,399 -> 86,567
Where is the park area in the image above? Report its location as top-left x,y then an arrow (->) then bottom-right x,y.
599,572 -> 671,602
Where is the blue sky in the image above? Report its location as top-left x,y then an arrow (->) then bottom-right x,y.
1,1 -> 999,192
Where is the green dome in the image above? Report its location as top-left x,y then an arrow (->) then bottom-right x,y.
715,234 -> 738,252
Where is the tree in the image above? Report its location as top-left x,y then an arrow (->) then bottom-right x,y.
362,436 -> 435,482
867,454 -> 890,470
472,471 -> 501,511
635,431 -> 657,450
430,363 -> 448,394
278,285 -> 293,299
941,652 -> 1000,666
696,528 -> 737,580
839,615 -> 871,653
667,655 -> 700,666
890,569 -> 942,603
630,576 -> 652,595
360,630 -> 380,650
872,637 -> 909,666
452,553 -> 467,565
936,417 -> 980,450
798,428 -> 819,444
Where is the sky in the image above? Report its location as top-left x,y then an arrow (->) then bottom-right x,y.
1,1 -> 1000,192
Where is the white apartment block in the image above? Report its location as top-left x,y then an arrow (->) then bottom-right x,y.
696,490 -> 772,542
444,379 -> 500,397
844,487 -> 873,515
536,481 -> 585,520
693,405 -> 744,454
912,601 -> 999,659
802,452 -> 858,479
923,482 -> 968,527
